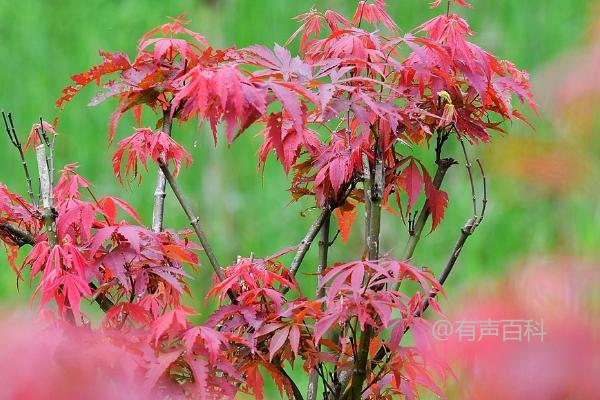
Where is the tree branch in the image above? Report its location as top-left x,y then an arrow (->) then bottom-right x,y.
347,140 -> 384,399
369,148 -> 488,387
308,212 -> 332,400
35,143 -> 78,323
35,144 -> 57,247
277,363 -> 304,400
361,154 -> 372,253
289,208 -> 332,277
418,220 -> 473,317
157,159 -> 237,303
151,109 -> 173,232
0,221 -> 114,312
0,223 -> 35,247
88,282 -> 115,313
418,155 -> 487,316
400,157 -> 456,264
2,111 -> 36,207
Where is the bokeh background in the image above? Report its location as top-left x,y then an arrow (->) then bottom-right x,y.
0,0 -> 599,397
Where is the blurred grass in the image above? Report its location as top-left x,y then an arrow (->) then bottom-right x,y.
1,0 -> 599,396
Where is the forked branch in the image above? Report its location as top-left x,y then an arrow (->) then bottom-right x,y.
400,131 -> 457,265
419,155 -> 488,316
398,157 -> 456,270
371,138 -> 484,383
2,111 -> 36,206
371,146 -> 488,385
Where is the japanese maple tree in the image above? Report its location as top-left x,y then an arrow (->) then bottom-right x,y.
0,0 -> 534,399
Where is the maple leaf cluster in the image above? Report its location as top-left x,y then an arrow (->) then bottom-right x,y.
0,1 -> 536,398
56,1 -> 534,231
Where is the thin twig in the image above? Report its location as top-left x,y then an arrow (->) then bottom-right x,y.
317,365 -> 336,398
418,222 -> 472,316
460,138 -> 477,219
474,159 -> 487,228
2,112 -> 36,206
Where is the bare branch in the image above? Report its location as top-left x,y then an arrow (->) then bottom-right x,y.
418,158 -> 488,314
0,222 -> 35,246
419,222 -> 472,316
157,159 -> 237,303
288,208 -> 332,278
2,112 -> 36,206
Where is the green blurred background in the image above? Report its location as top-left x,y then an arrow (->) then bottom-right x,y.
0,0 -> 599,395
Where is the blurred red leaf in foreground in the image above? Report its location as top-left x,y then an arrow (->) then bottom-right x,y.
432,257 -> 600,399
0,313 -> 148,400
